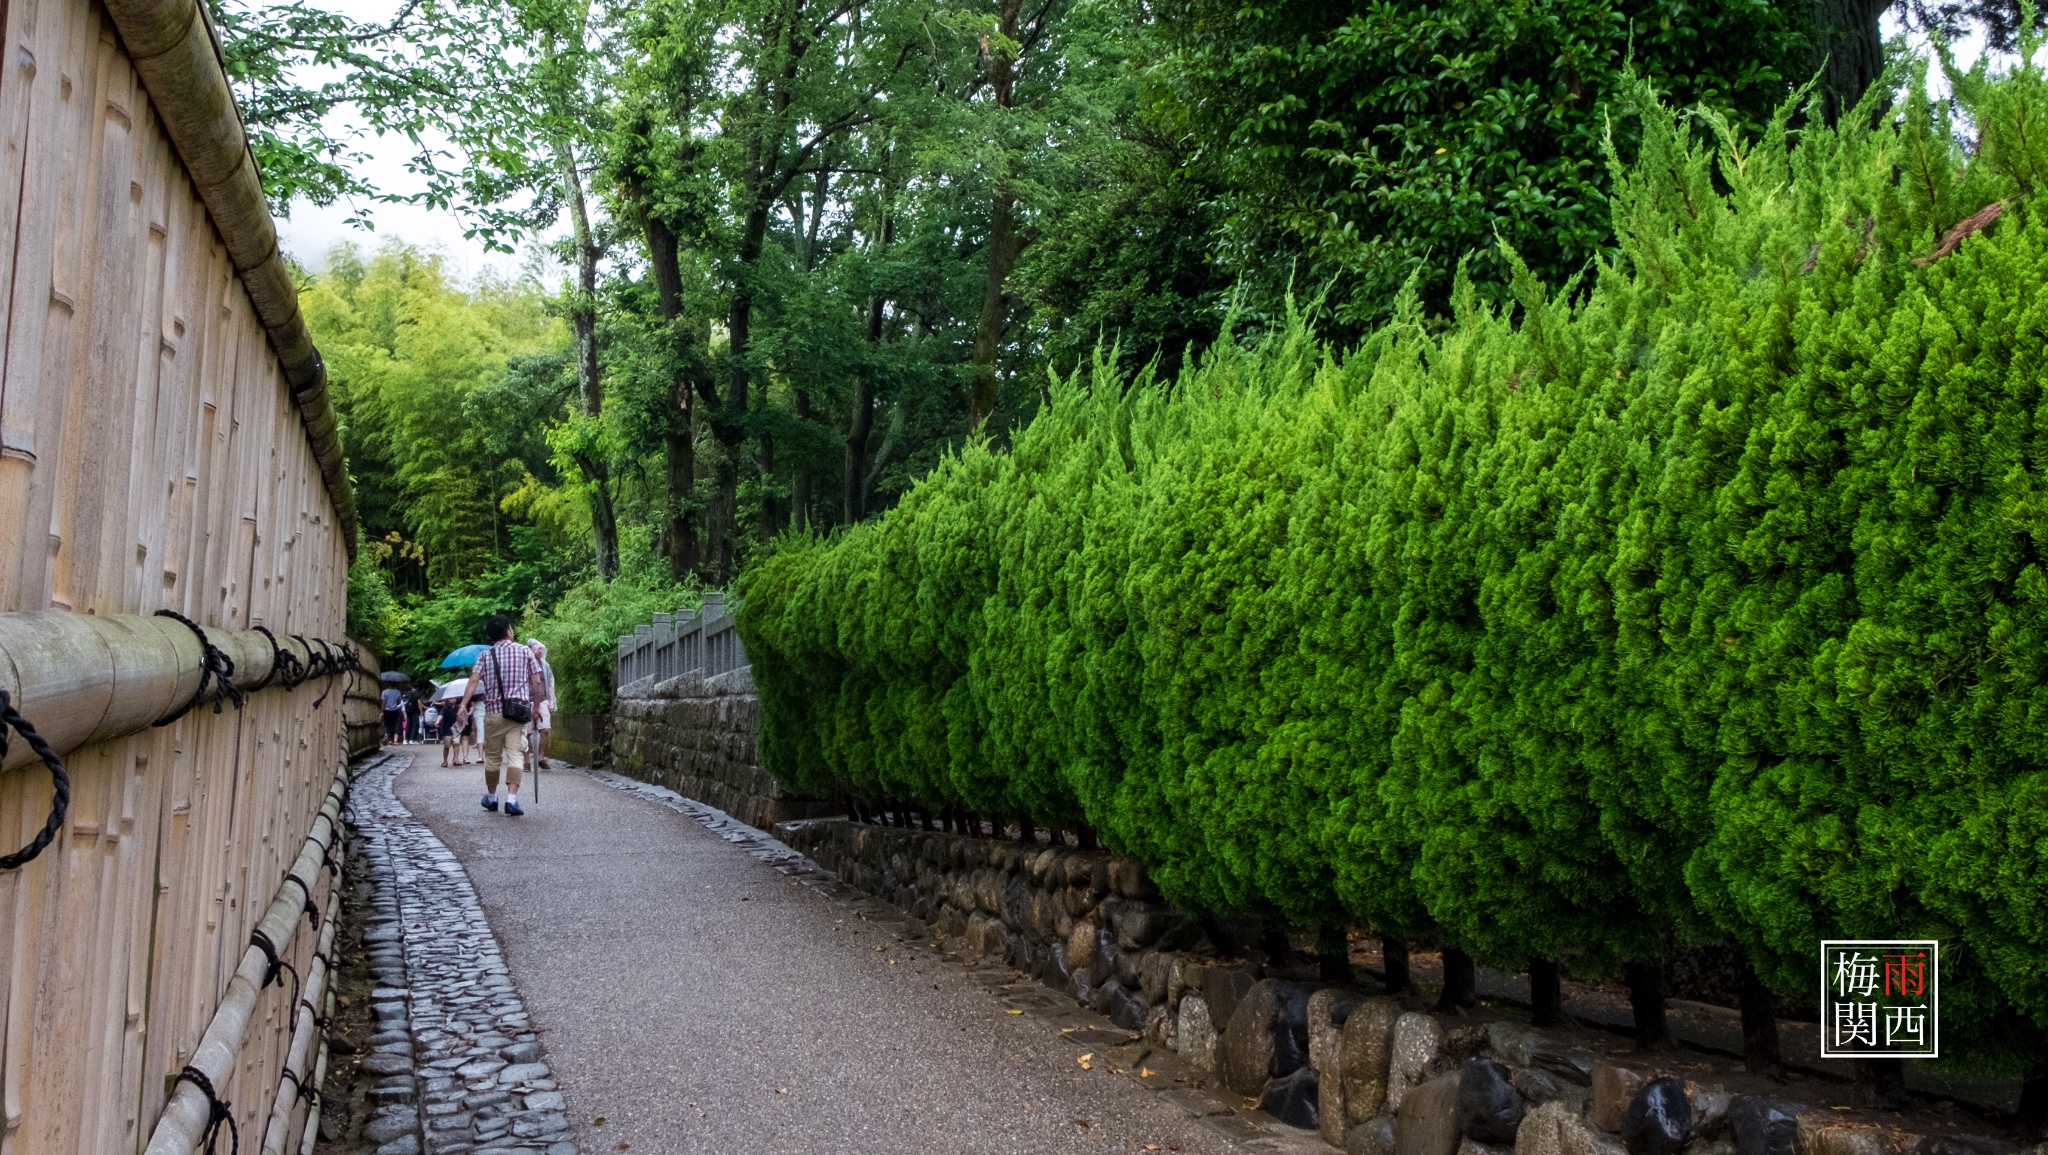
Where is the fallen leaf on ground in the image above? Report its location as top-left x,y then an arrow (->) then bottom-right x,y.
1078,1053 -> 1094,1070
1145,1146 -> 1160,1151
777,1088 -> 788,1094
1073,1119 -> 1092,1129
593,1117 -> 606,1127
1110,1067 -> 1125,1075
1005,1009 -> 1023,1015
1140,1067 -> 1156,1078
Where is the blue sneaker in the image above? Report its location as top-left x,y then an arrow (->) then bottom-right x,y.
504,800 -> 525,817
481,794 -> 499,812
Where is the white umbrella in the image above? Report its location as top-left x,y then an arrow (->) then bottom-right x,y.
431,680 -> 468,703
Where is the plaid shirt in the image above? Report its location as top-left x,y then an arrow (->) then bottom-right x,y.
472,640 -> 540,714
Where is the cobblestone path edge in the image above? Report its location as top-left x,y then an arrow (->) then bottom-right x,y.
346,753 -> 576,1155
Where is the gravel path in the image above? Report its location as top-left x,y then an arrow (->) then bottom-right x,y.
391,750 -> 1277,1155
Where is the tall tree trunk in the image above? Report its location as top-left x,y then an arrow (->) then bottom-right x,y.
1816,0 -> 1892,124
1739,960 -> 1786,1079
845,207 -> 892,523
1381,937 -> 1412,994
2018,1065 -> 2048,1139
1530,959 -> 1564,1027
968,0 -> 1026,431
636,197 -> 702,583
717,200 -> 773,570
1437,947 -> 1478,1012
1627,960 -> 1675,1051
790,389 -> 813,532
1855,1058 -> 1908,1110
556,138 -> 618,580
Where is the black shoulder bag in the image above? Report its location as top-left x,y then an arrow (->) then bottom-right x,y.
491,644 -> 533,723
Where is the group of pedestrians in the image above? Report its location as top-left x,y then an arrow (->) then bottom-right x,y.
380,684 -> 428,744
379,616 -> 559,819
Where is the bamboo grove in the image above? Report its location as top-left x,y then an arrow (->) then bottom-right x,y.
738,55 -> 2048,1075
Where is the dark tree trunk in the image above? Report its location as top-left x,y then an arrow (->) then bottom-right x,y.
1382,937 -> 1412,994
555,139 -> 617,580
635,201 -> 702,582
1816,0 -> 1893,123
1437,947 -> 1478,1012
790,389 -> 813,532
1017,815 -> 1036,843
1530,959 -> 1564,1027
2018,1067 -> 2048,1139
1740,961 -> 1786,1079
1076,824 -> 1098,850
968,0 -> 1027,430
1319,926 -> 1353,983
1855,1058 -> 1909,1110
1627,960 -> 1675,1051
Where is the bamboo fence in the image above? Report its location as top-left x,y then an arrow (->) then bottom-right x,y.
0,0 -> 368,1148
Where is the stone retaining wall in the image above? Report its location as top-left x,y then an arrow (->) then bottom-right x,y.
776,817 -> 2029,1155
608,669 -> 835,830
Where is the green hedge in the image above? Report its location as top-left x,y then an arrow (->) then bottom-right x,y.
739,55 -> 2048,1070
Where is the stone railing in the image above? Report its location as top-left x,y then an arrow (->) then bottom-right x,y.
609,592 -> 831,830
616,592 -> 746,692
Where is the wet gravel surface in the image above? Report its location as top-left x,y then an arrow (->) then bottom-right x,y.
394,752 -> 1264,1155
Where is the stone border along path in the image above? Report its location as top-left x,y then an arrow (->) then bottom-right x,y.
574,766 -> 1328,1153
346,752 -> 576,1155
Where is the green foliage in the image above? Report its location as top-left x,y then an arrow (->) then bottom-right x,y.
741,54 -> 2048,1071
212,0 -> 555,242
1147,0 -> 1811,331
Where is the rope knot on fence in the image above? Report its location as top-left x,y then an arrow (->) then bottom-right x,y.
153,610 -> 245,724
0,689 -> 68,871
249,625 -> 306,691
173,1066 -> 239,1155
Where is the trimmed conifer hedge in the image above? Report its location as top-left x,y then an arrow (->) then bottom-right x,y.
739,55 -> 2048,1072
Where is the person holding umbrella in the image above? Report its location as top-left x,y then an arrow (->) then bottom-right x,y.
455,615 -> 544,817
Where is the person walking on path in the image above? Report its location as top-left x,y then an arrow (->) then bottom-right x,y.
457,615 -> 544,817
404,686 -> 424,744
525,638 -> 558,772
380,683 -> 404,747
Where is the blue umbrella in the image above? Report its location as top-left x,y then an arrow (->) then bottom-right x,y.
439,644 -> 489,669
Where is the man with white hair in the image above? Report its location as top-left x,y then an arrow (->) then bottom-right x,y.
526,637 -> 559,771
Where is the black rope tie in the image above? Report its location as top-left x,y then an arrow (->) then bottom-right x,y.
249,626 -> 305,692
274,959 -> 300,1024
302,896 -> 321,931
0,690 -> 68,871
174,1065 -> 239,1155
308,639 -> 339,709
249,928 -> 283,989
153,611 -> 245,725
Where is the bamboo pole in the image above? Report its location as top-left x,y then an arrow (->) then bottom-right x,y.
140,763 -> 347,1155
0,609 -> 332,773
257,873 -> 341,1155
297,1037 -> 329,1155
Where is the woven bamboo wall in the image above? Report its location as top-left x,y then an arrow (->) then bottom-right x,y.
0,0 -> 358,1148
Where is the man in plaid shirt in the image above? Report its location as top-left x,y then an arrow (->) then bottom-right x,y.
456,614 -> 545,817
